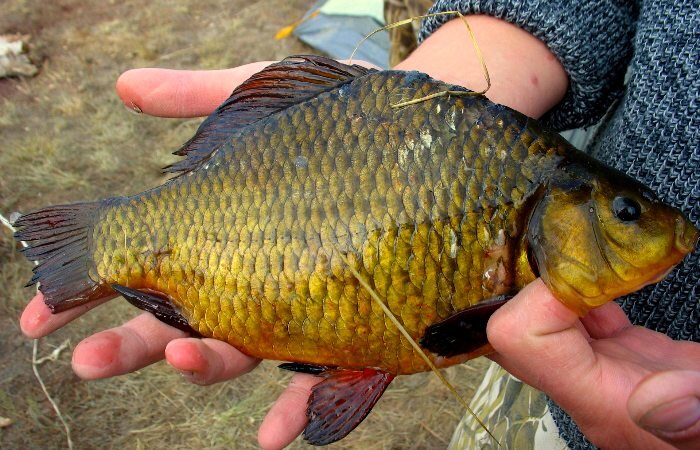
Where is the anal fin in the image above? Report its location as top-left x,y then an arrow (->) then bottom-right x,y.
304,368 -> 394,445
419,295 -> 511,358
112,284 -> 199,336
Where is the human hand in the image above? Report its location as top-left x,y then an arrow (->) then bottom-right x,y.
487,279 -> 700,450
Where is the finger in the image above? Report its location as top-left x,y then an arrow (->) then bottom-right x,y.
258,373 -> 319,450
487,279 -> 597,394
20,292 -> 110,339
115,62 -> 274,118
628,370 -> 700,450
580,301 -> 631,339
164,338 -> 260,385
71,312 -> 186,379
115,59 -> 378,119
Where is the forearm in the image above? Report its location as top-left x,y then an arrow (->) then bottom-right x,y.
396,16 -> 568,119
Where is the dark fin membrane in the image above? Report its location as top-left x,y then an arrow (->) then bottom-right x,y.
111,284 -> 199,335
166,55 -> 375,175
13,202 -> 108,313
304,368 -> 394,445
420,296 -> 512,358
278,362 -> 333,375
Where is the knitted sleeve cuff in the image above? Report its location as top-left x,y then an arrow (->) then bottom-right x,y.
419,0 -> 637,131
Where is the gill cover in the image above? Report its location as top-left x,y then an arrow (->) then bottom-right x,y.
527,161 -> 698,316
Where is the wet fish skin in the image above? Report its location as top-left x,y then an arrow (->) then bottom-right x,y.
16,57 -> 697,376
85,69 -> 562,373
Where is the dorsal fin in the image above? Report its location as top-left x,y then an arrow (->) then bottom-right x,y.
165,55 -> 375,175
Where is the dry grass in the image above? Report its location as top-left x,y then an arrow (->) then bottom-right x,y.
0,1 -> 490,448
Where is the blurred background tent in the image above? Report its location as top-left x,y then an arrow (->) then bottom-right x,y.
288,0 -> 391,68
285,0 -> 432,68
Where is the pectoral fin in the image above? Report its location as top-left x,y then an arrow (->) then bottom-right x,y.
419,296 -> 511,358
304,368 -> 395,445
111,284 -> 199,335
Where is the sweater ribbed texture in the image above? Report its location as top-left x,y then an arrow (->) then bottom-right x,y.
419,0 -> 638,131
422,1 -> 699,449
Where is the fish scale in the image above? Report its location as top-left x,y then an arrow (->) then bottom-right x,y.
87,70 -> 562,374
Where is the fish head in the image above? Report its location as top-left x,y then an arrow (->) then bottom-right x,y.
527,160 -> 698,316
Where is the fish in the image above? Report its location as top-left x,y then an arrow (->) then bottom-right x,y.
13,55 -> 698,445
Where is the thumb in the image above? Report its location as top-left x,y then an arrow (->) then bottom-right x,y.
486,279 -> 597,401
115,63 -> 273,118
628,370 -> 700,450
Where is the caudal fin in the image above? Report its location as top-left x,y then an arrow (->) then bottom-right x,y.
13,202 -> 110,312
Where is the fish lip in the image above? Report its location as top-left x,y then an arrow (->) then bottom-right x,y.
675,216 -> 700,254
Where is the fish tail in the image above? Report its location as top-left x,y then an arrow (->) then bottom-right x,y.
13,201 -> 111,313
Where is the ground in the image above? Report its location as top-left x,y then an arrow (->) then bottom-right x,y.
0,1 -> 488,448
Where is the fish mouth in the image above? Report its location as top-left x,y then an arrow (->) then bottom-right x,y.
675,216 -> 700,254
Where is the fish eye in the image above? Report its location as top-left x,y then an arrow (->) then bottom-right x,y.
612,196 -> 642,222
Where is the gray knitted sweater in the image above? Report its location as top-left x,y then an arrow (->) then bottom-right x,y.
421,1 -> 699,449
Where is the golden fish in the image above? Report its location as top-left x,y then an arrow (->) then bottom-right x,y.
14,55 -> 698,445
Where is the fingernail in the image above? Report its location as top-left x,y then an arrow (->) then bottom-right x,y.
178,370 -> 202,384
639,397 -> 700,432
127,101 -> 142,114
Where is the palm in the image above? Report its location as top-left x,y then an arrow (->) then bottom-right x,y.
488,281 -> 700,450
587,328 -> 699,445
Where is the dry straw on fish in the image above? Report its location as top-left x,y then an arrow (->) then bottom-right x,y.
348,10 -> 491,108
342,12 -> 500,445
337,250 -> 499,446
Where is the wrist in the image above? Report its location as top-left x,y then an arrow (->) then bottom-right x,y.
396,16 -> 567,119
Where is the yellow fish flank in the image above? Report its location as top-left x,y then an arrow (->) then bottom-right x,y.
14,56 -> 698,445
